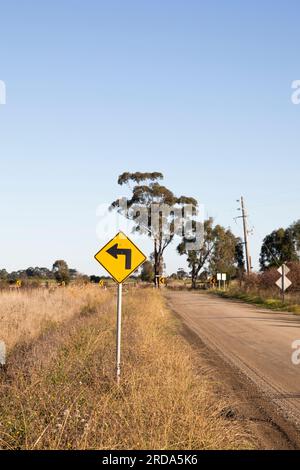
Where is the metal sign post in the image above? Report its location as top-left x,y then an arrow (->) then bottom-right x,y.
281,265 -> 285,304
94,231 -> 146,384
276,264 -> 292,303
116,283 -> 122,385
222,273 -> 227,290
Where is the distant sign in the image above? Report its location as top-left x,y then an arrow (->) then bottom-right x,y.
217,273 -> 222,281
221,273 -> 227,281
94,231 -> 146,284
276,264 -> 292,292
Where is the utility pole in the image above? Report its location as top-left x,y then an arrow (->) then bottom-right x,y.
240,196 -> 251,275
281,264 -> 285,304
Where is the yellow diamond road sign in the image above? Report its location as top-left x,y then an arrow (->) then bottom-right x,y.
94,231 -> 147,283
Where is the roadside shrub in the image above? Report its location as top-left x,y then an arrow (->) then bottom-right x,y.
258,262 -> 300,292
243,273 -> 260,291
288,262 -> 300,291
258,268 -> 278,290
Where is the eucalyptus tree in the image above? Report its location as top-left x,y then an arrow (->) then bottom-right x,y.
178,219 -> 244,288
259,227 -> 299,270
111,172 -> 197,286
177,218 -> 215,289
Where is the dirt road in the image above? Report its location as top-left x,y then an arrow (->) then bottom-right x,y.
165,291 -> 300,448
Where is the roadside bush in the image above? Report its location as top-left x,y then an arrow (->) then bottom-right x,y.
258,262 -> 300,292
288,262 -> 300,291
243,273 -> 260,291
258,268 -> 278,290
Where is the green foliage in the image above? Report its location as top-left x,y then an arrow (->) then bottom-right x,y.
0,264 -> 80,288
290,220 -> 300,252
259,227 -> 299,270
177,268 -> 188,280
178,218 -> 244,288
210,225 -> 244,277
140,261 -> 154,282
111,171 -> 197,286
90,275 -> 101,283
25,267 -> 53,278
117,172 -> 163,186
0,269 -> 8,280
52,260 -> 70,284
235,240 -> 245,271
178,218 -> 215,288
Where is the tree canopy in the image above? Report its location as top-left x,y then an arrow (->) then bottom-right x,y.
111,171 -> 198,286
178,218 -> 244,288
259,227 -> 299,270
52,260 -> 71,284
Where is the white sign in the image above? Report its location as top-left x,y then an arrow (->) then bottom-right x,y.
217,273 -> 222,281
221,273 -> 227,281
277,265 -> 290,276
276,277 -> 292,291
276,264 -> 292,292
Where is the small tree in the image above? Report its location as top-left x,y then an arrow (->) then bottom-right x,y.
177,268 -> 188,280
209,225 -> 244,278
52,260 -> 70,284
0,269 -> 8,280
140,261 -> 154,282
90,275 -> 101,283
177,218 -> 215,289
235,239 -> 246,285
289,220 -> 300,255
178,219 -> 244,288
259,228 -> 298,270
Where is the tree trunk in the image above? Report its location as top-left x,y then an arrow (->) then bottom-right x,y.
191,265 -> 200,289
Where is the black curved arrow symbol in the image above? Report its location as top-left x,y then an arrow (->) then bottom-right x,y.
106,243 -> 132,270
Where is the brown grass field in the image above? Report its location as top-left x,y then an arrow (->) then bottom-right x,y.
0,286 -> 253,449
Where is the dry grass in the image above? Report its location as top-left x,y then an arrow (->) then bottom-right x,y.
0,286 -> 109,351
0,287 -> 253,450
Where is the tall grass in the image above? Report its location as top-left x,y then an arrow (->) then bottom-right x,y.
0,285 -> 109,351
0,287 -> 252,449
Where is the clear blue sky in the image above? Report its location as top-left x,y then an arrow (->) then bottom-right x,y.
0,0 -> 299,275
